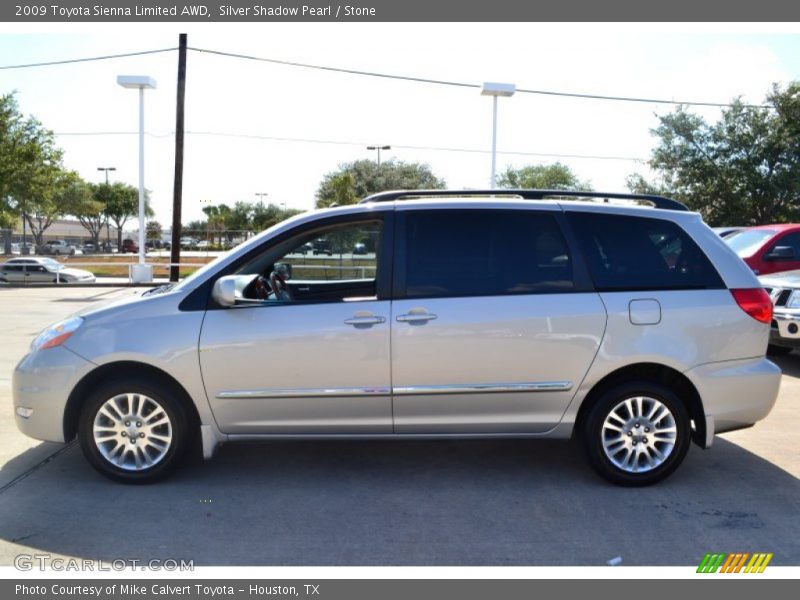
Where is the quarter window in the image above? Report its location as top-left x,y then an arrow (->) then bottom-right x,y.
568,213 -> 724,291
402,210 -> 574,298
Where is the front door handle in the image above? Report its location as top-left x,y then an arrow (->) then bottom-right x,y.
344,315 -> 386,326
396,312 -> 437,323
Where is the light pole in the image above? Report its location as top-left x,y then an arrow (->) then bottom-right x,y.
255,192 -> 268,208
481,82 -> 516,189
117,75 -> 156,280
97,167 -> 115,250
367,145 -> 391,167
97,166 -> 116,184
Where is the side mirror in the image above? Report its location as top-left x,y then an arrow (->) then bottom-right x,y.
765,246 -> 796,261
212,276 -> 239,307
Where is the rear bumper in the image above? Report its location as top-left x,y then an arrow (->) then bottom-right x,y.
685,357 -> 781,443
13,346 -> 93,443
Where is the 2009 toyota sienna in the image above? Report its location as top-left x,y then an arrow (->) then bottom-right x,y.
13,190 -> 781,485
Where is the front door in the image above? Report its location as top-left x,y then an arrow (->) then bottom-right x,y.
199,216 -> 393,434
391,208 -> 605,433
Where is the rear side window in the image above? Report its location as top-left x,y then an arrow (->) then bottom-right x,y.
567,213 -> 724,291
402,210 -> 573,298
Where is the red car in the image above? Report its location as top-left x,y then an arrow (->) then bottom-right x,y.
121,239 -> 139,254
725,224 -> 800,275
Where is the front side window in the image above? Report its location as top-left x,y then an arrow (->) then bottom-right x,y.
568,212 -> 724,291
234,220 -> 382,303
401,210 -> 574,298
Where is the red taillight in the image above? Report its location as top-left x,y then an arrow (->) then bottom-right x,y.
730,288 -> 773,324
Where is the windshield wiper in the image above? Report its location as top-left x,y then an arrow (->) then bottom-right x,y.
142,283 -> 176,296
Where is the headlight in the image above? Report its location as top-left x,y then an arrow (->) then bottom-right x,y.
786,291 -> 800,309
30,316 -> 83,352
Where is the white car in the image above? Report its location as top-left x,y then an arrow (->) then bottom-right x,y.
0,257 -> 96,283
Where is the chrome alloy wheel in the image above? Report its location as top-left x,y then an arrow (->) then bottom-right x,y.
601,396 -> 677,473
92,393 -> 173,471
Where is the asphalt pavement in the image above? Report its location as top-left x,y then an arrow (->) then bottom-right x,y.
0,286 -> 798,566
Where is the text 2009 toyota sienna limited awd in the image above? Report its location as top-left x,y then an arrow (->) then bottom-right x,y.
13,190 -> 781,485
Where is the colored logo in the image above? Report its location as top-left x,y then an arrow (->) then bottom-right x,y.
697,552 -> 773,573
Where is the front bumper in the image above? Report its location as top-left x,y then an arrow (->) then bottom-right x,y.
13,345 -> 94,443
685,357 -> 781,440
769,311 -> 800,348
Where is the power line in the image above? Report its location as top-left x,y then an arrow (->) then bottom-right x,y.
0,48 -> 177,70
0,43 -> 770,109
52,129 -> 646,162
188,46 -> 771,110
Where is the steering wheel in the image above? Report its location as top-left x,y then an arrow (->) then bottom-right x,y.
269,270 -> 293,301
253,275 -> 271,300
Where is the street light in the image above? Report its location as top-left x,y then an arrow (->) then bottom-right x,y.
117,75 -> 156,281
255,192 -> 268,208
481,82 -> 516,189
97,166 -> 116,184
97,167 -> 116,250
367,145 -> 391,167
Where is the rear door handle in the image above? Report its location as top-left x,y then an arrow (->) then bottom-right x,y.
344,315 -> 386,326
396,312 -> 437,323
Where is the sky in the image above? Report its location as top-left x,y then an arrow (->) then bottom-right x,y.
1,23 -> 799,229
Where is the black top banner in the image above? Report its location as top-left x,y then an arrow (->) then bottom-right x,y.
4,0 -> 800,22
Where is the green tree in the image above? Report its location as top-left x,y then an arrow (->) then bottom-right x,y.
146,220 -> 163,241
497,162 -> 590,190
0,93 -> 64,234
252,202 -> 302,232
61,181 -> 104,246
102,182 -> 149,248
315,159 -> 445,208
635,82 -> 800,226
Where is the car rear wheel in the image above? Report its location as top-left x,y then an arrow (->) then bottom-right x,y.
78,378 -> 190,483
582,381 -> 691,486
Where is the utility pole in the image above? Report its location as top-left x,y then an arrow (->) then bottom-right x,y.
169,33 -> 187,282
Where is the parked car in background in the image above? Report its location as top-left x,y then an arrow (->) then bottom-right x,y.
724,224 -> 800,275
82,243 -> 98,254
12,189 -> 780,486
712,226 -> 746,239
312,238 -> 333,255
0,257 -> 95,283
39,240 -> 77,256
180,237 -> 197,249
760,269 -> 800,355
121,239 -> 139,254
353,242 -> 368,255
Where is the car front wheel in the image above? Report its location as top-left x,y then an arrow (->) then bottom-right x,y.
582,381 -> 691,486
78,378 -> 190,483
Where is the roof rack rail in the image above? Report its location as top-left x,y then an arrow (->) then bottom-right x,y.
358,189 -> 689,212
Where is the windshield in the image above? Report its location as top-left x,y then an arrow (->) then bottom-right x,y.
171,248 -> 235,292
725,229 -> 776,257
40,258 -> 64,270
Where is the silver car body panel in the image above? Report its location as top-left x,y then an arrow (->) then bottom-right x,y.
199,300 -> 393,434
391,293 -> 606,433
12,198 -> 780,453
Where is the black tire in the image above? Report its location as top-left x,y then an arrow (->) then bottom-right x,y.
767,344 -> 793,356
78,377 -> 191,483
582,381 -> 691,486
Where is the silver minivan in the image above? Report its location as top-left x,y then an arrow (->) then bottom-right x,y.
13,190 -> 781,485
